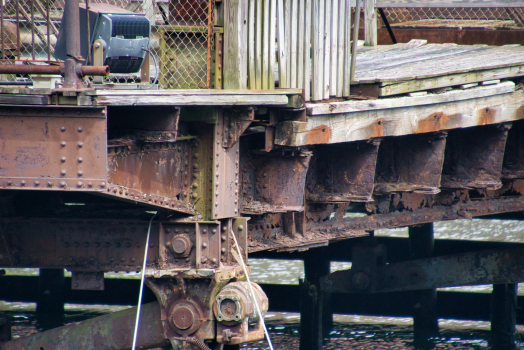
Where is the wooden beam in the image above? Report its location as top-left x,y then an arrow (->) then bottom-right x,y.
364,0 -> 377,47
307,81 -> 514,115
85,89 -> 303,96
223,0 -> 248,89
94,94 -> 290,106
379,65 -> 524,97
275,89 -> 524,146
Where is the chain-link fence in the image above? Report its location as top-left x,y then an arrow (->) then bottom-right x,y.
381,7 -> 524,29
0,0 -> 215,89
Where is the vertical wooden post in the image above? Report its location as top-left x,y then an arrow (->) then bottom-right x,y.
224,0 -> 248,89
248,0 -> 256,89
277,0 -> 287,87
303,247 -> 333,344
330,0 -> 338,97
297,0 -> 305,90
364,0 -> 377,46
349,0 -> 361,83
36,268 -> 65,330
491,284 -> 517,350
304,0 -> 312,101
342,0 -> 351,97
409,223 -> 439,343
262,0 -> 270,89
285,0 -> 292,86
0,313 -> 11,342
256,0 -> 263,89
323,0 -> 331,99
312,0 -> 324,101
299,279 -> 321,350
269,0 -> 276,88
290,0 -> 298,88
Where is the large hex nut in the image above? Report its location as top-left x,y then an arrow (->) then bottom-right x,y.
166,234 -> 192,258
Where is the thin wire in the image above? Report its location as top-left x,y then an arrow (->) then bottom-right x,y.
131,213 -> 156,350
230,229 -> 274,350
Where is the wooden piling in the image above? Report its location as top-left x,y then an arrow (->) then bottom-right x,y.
312,0 -> 323,101
364,0 -> 377,46
256,0 -> 263,89
323,0 -> 331,99
299,279 -> 322,350
262,0 -> 270,89
304,0 -> 312,100
409,223 -> 439,342
277,0 -> 287,87
248,0 -> 256,89
36,268 -> 65,330
342,0 -> 351,97
269,0 -> 276,88
297,0 -> 305,90
491,283 -> 517,350
330,0 -> 338,96
224,0 -> 248,89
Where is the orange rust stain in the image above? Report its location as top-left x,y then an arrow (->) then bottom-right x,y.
477,107 -> 496,125
416,112 -> 461,133
307,125 -> 332,144
512,179 -> 524,194
361,119 -> 384,139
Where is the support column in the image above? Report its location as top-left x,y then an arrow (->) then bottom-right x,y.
0,313 -> 11,342
36,269 -> 65,330
490,283 -> 517,350
300,247 -> 332,349
409,223 -> 439,342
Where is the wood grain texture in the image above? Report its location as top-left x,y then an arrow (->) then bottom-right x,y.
276,89 -> 524,146
307,81 -> 515,115
375,0 -> 524,8
224,0 -> 248,89
269,0 -> 277,89
323,0 -> 331,99
248,0 -> 256,89
304,0 -> 312,101
94,94 -> 290,106
364,0 -> 377,47
277,0 -> 287,88
256,0 -> 263,89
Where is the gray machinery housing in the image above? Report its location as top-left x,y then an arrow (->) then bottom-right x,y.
55,3 -> 150,74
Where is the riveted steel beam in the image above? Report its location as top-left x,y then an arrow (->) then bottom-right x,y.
306,140 -> 380,202
321,248 -> 524,294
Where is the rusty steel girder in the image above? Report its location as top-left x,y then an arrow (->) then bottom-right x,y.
321,247 -> 524,294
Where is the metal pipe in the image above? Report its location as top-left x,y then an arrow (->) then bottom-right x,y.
64,0 -> 83,89
0,63 -> 109,76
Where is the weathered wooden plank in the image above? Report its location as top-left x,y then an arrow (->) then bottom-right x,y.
269,0 -> 277,89
285,0 -> 292,86
323,0 -> 332,99
379,65 -> 524,96
94,94 -> 290,106
277,0 -> 288,88
224,0 -> 248,89
262,0 -> 270,89
364,0 -> 377,47
350,0 -> 361,82
248,0 -> 256,89
0,94 -> 51,105
375,0 -> 524,8
290,0 -> 298,88
86,89 -> 303,96
330,0 -> 338,97
297,0 -> 305,91
256,0 -> 263,90
338,0 -> 347,97
276,90 -> 524,146
307,81 -> 514,115
311,0 -> 322,101
304,0 -> 312,101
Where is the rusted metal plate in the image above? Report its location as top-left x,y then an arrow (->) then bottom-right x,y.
241,151 -> 311,214
307,194 -> 524,235
441,124 -> 510,190
107,141 -> 195,214
213,112 -> 241,219
222,108 -> 254,148
0,301 -> 167,350
374,133 -> 446,194
306,140 -> 380,202
322,248 -> 524,294
71,271 -> 104,290
502,119 -> 524,179
0,106 -> 107,189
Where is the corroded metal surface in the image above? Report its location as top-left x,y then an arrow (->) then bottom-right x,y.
322,248 -> 524,293
0,302 -> 167,350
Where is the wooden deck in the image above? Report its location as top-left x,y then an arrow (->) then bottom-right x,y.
351,40 -> 524,97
